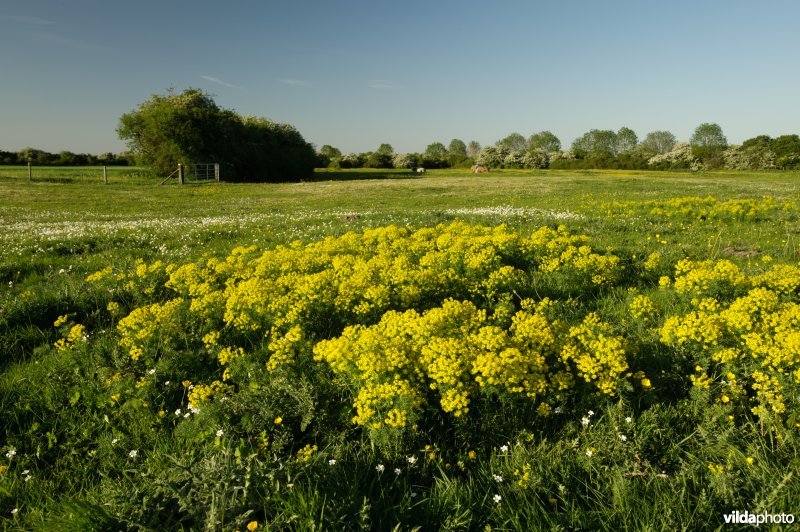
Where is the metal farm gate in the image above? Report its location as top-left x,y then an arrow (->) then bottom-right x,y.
160,163 -> 220,185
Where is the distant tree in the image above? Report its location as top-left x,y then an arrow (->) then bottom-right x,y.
690,123 -> 727,165
447,139 -> 468,166
771,134 -> 800,158
497,132 -> 527,152
316,144 -> 342,168
527,131 -> 561,153
616,127 -> 638,154
18,147 -> 52,165
365,143 -> 395,168
466,140 -> 481,158
376,143 -> 394,156
741,135 -> 772,151
572,129 -> 617,157
640,130 -> 676,155
422,142 -> 448,168
319,145 -> 342,159
118,88 -> 315,181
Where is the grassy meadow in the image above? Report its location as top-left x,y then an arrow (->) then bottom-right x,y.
1,168 -> 799,530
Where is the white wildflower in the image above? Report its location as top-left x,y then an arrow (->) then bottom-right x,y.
492,474 -> 503,483
376,464 -> 385,473
493,494 -> 502,504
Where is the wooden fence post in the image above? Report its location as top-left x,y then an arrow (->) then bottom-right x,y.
178,163 -> 185,185
28,162 -> 32,182
214,163 -> 220,182
103,166 -> 108,185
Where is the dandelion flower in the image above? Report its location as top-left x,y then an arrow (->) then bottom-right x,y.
274,417 -> 283,425
247,521 -> 258,531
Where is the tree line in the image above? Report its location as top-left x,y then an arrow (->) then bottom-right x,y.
0,148 -> 134,166
8,87 -> 800,180
318,124 -> 800,172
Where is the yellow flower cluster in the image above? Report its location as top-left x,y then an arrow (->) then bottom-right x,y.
596,196 -> 794,222
187,380 -> 231,409
672,259 -> 749,297
116,298 -> 185,362
54,324 -> 87,351
295,444 -> 318,462
527,226 -> 619,286
643,252 -> 661,272
662,277 -> 800,420
629,294 -> 656,322
562,314 -> 628,396
111,223 -> 620,379
314,299 -> 629,428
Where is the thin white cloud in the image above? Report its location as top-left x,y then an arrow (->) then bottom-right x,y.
202,75 -> 242,89
279,79 -> 312,86
0,15 -> 56,25
30,32 -> 111,51
368,79 -> 401,90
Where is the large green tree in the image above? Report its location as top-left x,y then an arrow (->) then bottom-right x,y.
690,122 -> 727,164
118,88 -> 315,182
447,138 -> 468,166
571,129 -> 617,157
497,132 -> 527,152
640,130 -> 676,155
615,127 -> 638,154
527,131 -> 561,153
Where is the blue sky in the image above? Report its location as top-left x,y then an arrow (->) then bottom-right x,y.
2,0 -> 799,154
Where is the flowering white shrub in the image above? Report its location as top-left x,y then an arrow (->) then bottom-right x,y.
722,145 -> 776,170
647,142 -> 703,171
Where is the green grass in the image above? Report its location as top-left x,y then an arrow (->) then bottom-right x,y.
1,168 -> 799,529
